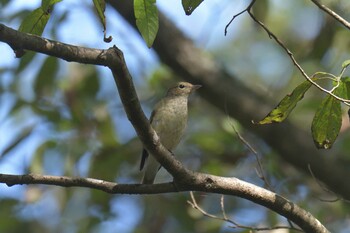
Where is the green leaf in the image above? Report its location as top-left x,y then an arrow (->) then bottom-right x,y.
18,8 -> 50,35
18,0 -> 61,36
311,83 -> 345,149
93,0 -> 112,42
134,0 -> 159,47
341,60 -> 350,69
255,80 -> 312,124
181,0 -> 203,15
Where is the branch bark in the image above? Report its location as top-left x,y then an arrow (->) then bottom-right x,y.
0,23 -> 329,232
108,0 -> 350,200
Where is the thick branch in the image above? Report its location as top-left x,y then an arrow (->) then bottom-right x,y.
0,173 -> 176,194
0,172 -> 328,232
0,24 -> 329,232
108,0 -> 350,200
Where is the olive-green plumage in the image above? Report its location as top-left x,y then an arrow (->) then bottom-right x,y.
140,82 -> 201,184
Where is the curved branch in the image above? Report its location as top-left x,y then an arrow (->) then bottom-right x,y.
0,24 -> 329,232
0,172 -> 328,232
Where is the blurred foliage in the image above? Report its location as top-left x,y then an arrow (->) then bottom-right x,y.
0,0 -> 350,233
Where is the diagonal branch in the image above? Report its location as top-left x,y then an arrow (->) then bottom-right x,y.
310,0 -> 350,30
246,9 -> 350,106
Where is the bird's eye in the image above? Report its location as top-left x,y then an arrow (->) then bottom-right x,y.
179,84 -> 185,89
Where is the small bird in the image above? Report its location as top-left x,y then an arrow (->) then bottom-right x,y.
140,82 -> 201,184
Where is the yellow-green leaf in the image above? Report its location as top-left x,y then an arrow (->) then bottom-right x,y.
181,0 -> 203,15
134,0 -> 159,48
93,0 -> 106,29
18,0 -> 61,36
311,83 -> 345,149
255,80 -> 312,124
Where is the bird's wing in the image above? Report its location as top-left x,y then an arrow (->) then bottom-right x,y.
140,107 -> 158,171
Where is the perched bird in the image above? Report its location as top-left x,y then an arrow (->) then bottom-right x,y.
140,82 -> 201,184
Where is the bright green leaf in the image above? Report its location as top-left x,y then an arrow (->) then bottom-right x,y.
311,83 -> 345,149
255,80 -> 312,124
18,7 -> 50,35
134,0 -> 159,48
181,0 -> 203,15
341,60 -> 350,69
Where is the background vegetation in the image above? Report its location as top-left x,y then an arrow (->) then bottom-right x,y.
0,0 -> 350,232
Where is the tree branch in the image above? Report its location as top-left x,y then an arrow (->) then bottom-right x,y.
310,0 -> 350,30
0,172 -> 328,232
0,173 -> 176,194
0,24 -> 329,232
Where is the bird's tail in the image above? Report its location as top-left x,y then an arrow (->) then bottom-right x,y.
141,154 -> 161,184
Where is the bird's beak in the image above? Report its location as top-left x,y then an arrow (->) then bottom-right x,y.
191,84 -> 202,91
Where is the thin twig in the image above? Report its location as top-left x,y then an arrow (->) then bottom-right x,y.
224,0 -> 257,36
225,1 -> 350,106
310,0 -> 350,30
188,192 -> 303,232
307,164 -> 350,203
229,119 -> 274,191
247,10 -> 350,106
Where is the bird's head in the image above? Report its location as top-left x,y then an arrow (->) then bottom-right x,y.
166,82 -> 201,97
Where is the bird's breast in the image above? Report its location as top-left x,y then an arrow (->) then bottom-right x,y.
151,97 -> 188,150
